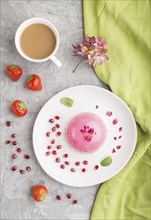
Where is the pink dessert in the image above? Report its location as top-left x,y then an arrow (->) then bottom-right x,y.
67,112 -> 107,153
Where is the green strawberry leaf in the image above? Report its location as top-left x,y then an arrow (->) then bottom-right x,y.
40,193 -> 47,201
26,75 -> 34,83
18,102 -> 26,110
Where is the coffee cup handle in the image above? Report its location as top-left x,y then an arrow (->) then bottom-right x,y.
50,55 -> 62,67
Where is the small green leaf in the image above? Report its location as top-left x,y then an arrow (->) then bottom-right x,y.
100,156 -> 112,166
26,75 -> 33,83
61,97 -> 74,107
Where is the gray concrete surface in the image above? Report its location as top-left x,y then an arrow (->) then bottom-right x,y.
1,1 -> 108,219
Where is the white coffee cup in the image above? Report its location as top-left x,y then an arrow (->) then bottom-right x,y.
15,17 -> 62,67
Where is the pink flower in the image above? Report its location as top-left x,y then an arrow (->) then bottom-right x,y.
73,36 -> 108,68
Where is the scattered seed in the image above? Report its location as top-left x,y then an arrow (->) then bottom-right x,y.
12,166 -> 17,171
26,166 -> 31,171
112,148 -> 116,153
51,139 -> 55,144
114,137 -> 117,140
94,165 -> 99,170
60,164 -> 65,169
49,119 -> 54,123
52,127 -> 56,132
24,154 -> 30,159
119,127 -> 122,132
56,145 -> 62,149
75,161 -> 80,166
5,140 -> 11,144
12,153 -> 17,159
113,118 -> 118,125
56,157 -> 60,163
52,150 -> 57,155
96,105 -> 99,109
118,135 -> 122,139
56,195 -> 61,200
17,148 -> 21,153
6,121 -> 11,127
82,168 -> 86,173
67,193 -> 72,199
45,151 -> 50,156
12,134 -> 17,138
47,145 -> 52,149
12,141 -> 17,146
63,154 -> 68,158
46,131 -> 50,137
65,161 -> 70,165
71,168 -> 76,172
55,124 -> 60,128
83,160 -> 88,165
20,170 -> 25,174
116,145 -> 121,149
55,115 -> 60,120
72,200 -> 77,204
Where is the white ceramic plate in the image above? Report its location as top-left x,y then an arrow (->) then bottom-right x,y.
33,85 -> 137,187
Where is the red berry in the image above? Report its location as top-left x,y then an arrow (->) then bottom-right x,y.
94,165 -> 99,170
26,166 -> 31,171
55,115 -> 60,120
56,195 -> 61,200
47,145 -> 52,150
24,154 -> 30,159
5,140 -> 11,144
60,164 -> 65,169
82,168 -> 86,173
46,151 -> 50,156
17,148 -> 21,153
52,127 -> 56,132
6,121 -> 11,127
56,132 -> 61,137
52,150 -> 57,155
65,161 -> 70,165
20,170 -> 25,174
49,118 -> 54,123
55,124 -> 60,128
75,161 -> 80,166
72,200 -> 77,204
63,154 -> 68,158
12,141 -> 17,146
71,168 -> 76,172
12,153 -> 17,159
83,160 -> 88,165
56,145 -> 62,149
46,131 -> 50,137
12,134 -> 17,138
56,157 -> 60,163
12,166 -> 17,171
67,193 -> 72,199
51,139 -> 55,144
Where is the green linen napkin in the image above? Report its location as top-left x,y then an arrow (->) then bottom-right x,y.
83,0 -> 151,219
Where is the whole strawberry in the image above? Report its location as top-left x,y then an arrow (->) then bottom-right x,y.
11,100 -> 27,117
6,65 -> 23,81
26,74 -> 42,91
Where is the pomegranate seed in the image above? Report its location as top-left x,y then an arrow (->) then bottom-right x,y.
82,168 -> 86,173
113,118 -> 118,125
20,170 -> 25,174
26,166 -> 31,171
60,164 -> 65,169
46,151 -> 50,156
112,148 -> 116,153
12,134 -> 17,138
49,118 -> 54,123
12,141 -> 17,146
56,145 -> 62,149
51,139 -> 55,144
17,148 -> 21,153
52,127 -> 56,132
56,157 -> 60,163
6,121 -> 11,127
67,193 -> 72,199
72,200 -> 77,204
71,168 -> 76,172
46,131 -> 50,137
83,160 -> 88,165
55,115 -> 60,120
65,161 -> 70,165
119,135 -> 122,139
114,137 -> 117,140
55,124 -> 60,128
75,161 -> 80,166
63,154 -> 68,158
94,165 -> 99,170
96,105 -> 99,109
12,166 -> 17,171
24,154 -> 30,159
116,145 -> 121,149
12,153 -> 17,159
52,150 -> 57,155
56,132 -> 61,137
119,127 -> 122,132
5,140 -> 11,144
56,195 -> 61,200
47,145 -> 52,149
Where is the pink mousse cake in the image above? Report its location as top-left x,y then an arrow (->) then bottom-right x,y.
67,112 -> 107,153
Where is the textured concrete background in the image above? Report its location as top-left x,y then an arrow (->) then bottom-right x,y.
1,1 -> 108,219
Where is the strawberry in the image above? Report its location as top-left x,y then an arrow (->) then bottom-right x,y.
6,65 -> 23,81
32,185 -> 48,202
26,74 -> 42,91
11,100 -> 27,117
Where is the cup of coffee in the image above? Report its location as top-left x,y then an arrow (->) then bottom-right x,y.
15,17 -> 62,67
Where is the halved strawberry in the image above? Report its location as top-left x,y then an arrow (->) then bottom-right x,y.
26,74 -> 42,91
